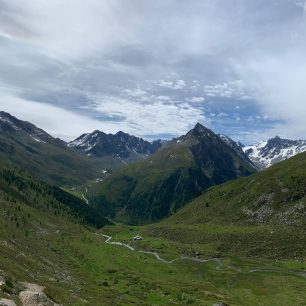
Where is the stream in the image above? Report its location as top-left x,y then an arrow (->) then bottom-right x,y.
98,233 -> 306,279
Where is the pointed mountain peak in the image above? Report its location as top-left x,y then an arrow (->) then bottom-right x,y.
91,130 -> 105,136
187,122 -> 216,139
193,122 -> 208,132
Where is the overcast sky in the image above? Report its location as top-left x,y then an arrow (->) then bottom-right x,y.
0,0 -> 306,144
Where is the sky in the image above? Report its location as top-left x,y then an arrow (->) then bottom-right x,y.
0,0 -> 306,144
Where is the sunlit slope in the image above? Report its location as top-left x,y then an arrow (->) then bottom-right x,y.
90,123 -> 256,224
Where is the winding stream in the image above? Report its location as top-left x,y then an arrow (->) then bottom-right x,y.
98,234 -> 306,279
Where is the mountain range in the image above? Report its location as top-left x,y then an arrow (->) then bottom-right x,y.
0,111 -> 305,305
89,123 -> 256,224
243,136 -> 306,169
68,129 -> 164,165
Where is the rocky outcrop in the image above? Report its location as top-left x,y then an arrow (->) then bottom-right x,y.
19,283 -> 60,306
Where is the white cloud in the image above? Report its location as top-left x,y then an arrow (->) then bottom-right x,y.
0,94 -> 120,141
173,80 -> 186,90
203,80 -> 248,99
234,50 -> 306,139
123,88 -> 147,98
217,112 -> 229,118
0,1 -> 306,142
0,0 -> 141,61
186,96 -> 205,103
91,95 -> 205,136
158,79 -> 186,90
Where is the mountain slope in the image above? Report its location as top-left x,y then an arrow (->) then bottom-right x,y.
0,111 -> 102,186
0,157 -> 110,228
218,134 -> 257,169
166,150 -> 306,226
243,136 -> 306,169
68,130 -> 164,166
90,123 -> 256,224
1,155 -> 304,306
147,151 -> 306,260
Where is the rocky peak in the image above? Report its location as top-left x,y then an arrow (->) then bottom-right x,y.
69,130 -> 164,160
0,111 -> 63,144
185,123 -> 217,141
243,136 -> 306,169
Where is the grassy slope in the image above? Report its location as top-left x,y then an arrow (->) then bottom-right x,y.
90,128 -> 256,224
0,158 -> 305,305
146,152 -> 306,260
0,127 -> 102,187
1,214 -> 305,305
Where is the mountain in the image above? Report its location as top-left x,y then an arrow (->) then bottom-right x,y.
68,130 -> 165,165
0,157 -> 110,229
0,111 -> 102,186
218,134 -> 256,168
149,150 -> 306,260
243,136 -> 306,169
89,123 -> 257,224
2,153 -> 303,306
0,157 -> 114,305
166,150 -> 306,226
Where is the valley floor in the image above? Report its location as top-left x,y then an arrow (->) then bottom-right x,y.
0,221 -> 305,306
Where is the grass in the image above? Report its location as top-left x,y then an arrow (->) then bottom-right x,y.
89,128 -> 256,224
0,207 -> 305,306
0,147 -> 306,305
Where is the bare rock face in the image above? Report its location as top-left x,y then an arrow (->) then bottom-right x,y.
19,283 -> 60,306
0,299 -> 17,306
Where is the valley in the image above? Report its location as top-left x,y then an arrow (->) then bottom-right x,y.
0,113 -> 305,306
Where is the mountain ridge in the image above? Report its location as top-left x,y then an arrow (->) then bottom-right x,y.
244,136 -> 306,169
0,111 -> 102,186
89,122 -> 257,224
68,129 -> 165,164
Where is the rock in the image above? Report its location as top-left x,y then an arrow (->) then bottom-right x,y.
132,235 -> 143,241
0,299 -> 17,306
19,282 -> 61,306
0,276 -> 5,286
213,303 -> 228,306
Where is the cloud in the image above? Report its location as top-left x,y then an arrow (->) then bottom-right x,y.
0,0 -> 306,143
90,94 -> 205,137
158,79 -> 186,90
0,93 -> 118,140
234,49 -> 306,139
186,97 -> 205,103
203,80 -> 248,99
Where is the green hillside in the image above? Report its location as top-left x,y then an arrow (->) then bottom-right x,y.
0,159 -> 110,228
90,123 -> 256,224
163,150 -> 306,226
147,151 -> 306,259
0,111 -> 102,187
0,154 -> 304,305
0,156 -> 304,305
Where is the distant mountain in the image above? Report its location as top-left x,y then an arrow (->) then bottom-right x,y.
218,134 -> 256,168
0,111 -> 64,145
0,111 -> 101,186
90,123 -> 257,224
152,148 -> 306,260
243,136 -> 306,169
68,130 -> 165,163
